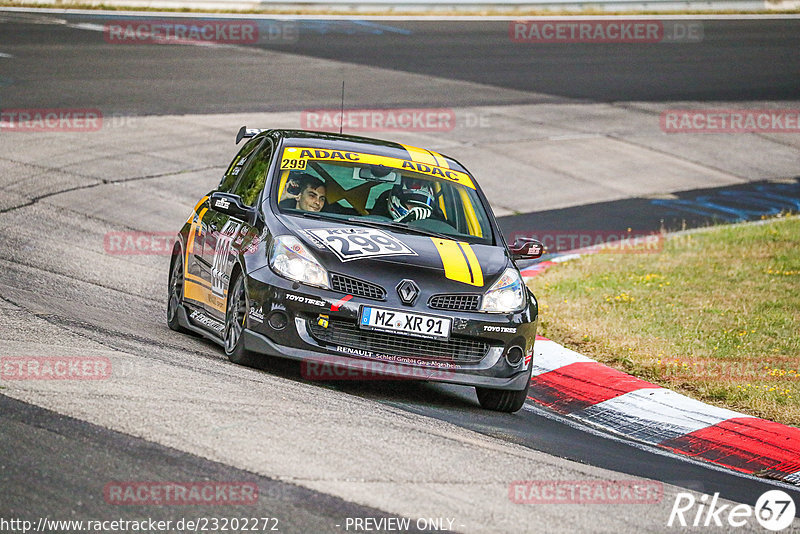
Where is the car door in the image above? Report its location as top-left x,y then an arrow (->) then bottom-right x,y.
187,136 -> 263,319
203,137 -> 275,322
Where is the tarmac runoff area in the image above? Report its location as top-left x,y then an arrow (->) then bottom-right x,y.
0,105 -> 799,531
1,101 -> 799,216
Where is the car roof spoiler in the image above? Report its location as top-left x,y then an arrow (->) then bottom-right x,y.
236,126 -> 267,144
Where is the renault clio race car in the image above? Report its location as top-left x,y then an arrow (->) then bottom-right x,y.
167,128 -> 543,412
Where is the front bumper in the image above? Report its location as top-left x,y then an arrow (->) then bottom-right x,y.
243,328 -> 532,389
242,267 -> 538,390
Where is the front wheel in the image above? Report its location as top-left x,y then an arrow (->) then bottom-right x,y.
476,379 -> 531,413
167,248 -> 190,333
224,274 -> 259,367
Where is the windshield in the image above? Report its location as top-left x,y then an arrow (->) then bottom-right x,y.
273,146 -> 494,244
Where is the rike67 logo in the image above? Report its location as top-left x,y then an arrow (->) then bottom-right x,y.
668,490 -> 796,531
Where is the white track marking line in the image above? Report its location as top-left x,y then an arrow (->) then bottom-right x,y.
522,400 -> 800,493
577,388 -> 753,443
532,339 -> 596,376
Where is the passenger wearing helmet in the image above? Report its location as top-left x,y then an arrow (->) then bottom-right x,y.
375,177 -> 435,222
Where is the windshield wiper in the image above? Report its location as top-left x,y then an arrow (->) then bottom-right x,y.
345,217 -> 454,241
297,211 -> 323,219
284,210 -> 331,221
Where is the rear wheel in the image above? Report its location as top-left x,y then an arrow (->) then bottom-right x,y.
476,376 -> 531,413
167,248 -> 190,333
224,274 -> 259,367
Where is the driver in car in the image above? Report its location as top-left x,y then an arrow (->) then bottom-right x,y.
372,176 -> 435,222
279,173 -> 327,212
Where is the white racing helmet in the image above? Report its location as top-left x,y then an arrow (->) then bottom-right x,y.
387,177 -> 434,222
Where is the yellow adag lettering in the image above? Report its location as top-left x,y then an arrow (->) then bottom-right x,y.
286,147 -> 475,189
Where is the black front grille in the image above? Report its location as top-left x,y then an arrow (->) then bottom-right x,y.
330,273 -> 386,301
428,294 -> 481,311
308,318 -> 489,364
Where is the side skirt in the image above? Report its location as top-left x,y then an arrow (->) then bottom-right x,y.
177,304 -> 225,348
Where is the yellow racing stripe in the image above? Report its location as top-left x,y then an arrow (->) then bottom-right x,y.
400,144 -> 438,166
400,143 -> 448,169
192,195 -> 208,215
183,279 -> 226,313
277,170 -> 290,202
427,150 -> 449,169
184,206 -> 214,288
458,241 -> 484,287
186,207 -> 207,256
431,238 -> 484,287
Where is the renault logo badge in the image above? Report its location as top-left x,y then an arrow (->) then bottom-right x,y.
396,279 -> 420,305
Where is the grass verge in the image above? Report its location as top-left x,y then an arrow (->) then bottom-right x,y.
527,215 -> 800,427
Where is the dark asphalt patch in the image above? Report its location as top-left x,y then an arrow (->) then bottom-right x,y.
0,394 -> 429,534
258,19 -> 800,103
2,16 -> 800,114
498,178 -> 800,253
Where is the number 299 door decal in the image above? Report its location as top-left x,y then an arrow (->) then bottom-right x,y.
211,220 -> 241,297
305,228 -> 416,262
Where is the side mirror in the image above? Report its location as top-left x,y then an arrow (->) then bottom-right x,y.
509,237 -> 544,261
210,192 -> 256,224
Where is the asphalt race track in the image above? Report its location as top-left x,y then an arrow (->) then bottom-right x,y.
2,15 -> 800,113
1,11 -> 799,533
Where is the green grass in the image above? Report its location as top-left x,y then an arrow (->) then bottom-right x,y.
527,215 -> 800,427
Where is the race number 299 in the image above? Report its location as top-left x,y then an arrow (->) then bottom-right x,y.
280,158 -> 307,170
306,227 -> 416,262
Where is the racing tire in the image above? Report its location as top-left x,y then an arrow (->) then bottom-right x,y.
224,273 -> 259,367
167,247 -> 191,333
475,376 -> 531,413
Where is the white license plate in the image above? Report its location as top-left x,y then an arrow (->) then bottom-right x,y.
359,306 -> 451,340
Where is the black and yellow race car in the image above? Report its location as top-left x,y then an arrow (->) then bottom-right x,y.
167,128 -> 543,412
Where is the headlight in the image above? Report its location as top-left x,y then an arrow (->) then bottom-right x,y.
269,235 -> 329,289
481,267 -> 525,313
